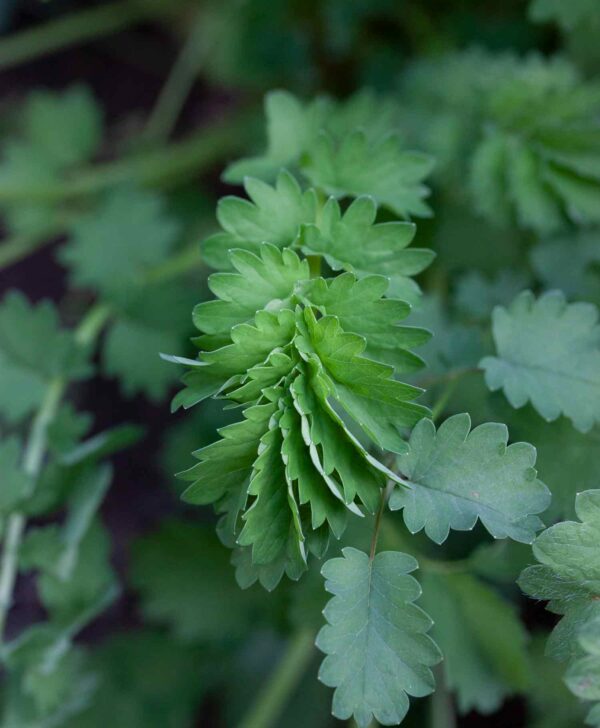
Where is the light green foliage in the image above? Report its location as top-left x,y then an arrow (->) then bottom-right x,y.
24,85 -> 102,168
316,547 -> 440,727
519,490 -> 600,662
202,171 -> 317,268
499,404 -> 600,520
406,295 -> 483,375
529,0 -> 600,30
300,196 -> 434,302
530,233 -> 600,303
565,616 -> 600,725
223,90 -> 433,218
61,186 -> 180,304
454,269 -> 531,321
421,571 -> 530,714
20,519 -> 117,622
481,290 -> 600,432
131,520 -> 266,642
0,85 -> 102,235
303,131 -> 433,218
390,414 -> 549,544
528,635 -> 589,728
0,292 -> 91,422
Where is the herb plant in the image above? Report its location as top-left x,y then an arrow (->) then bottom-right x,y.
1,1 -> 600,726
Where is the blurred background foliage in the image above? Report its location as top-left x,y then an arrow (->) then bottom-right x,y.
0,0 -> 599,726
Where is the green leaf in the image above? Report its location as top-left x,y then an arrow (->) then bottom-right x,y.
0,291 -> 91,422
519,490 -> 600,661
421,571 -> 530,714
530,233 -> 600,303
302,273 -> 429,371
224,90 -> 331,182
481,290 -> 600,432
0,437 -> 31,512
454,269 -> 531,321
21,519 -> 118,622
46,404 -> 93,456
299,196 -> 434,302
131,520 -> 266,642
24,85 -> 102,168
497,404 -> 600,521
203,170 -> 317,269
194,243 -> 310,335
297,308 -> 428,450
565,615 -> 600,724
61,185 -> 180,304
316,547 -> 440,728
530,0 -> 600,31
303,130 -> 433,218
528,634 -> 589,728
389,414 -> 550,544
102,318 -> 184,401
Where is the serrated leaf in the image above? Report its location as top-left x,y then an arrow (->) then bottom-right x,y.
61,185 -> 180,304
389,414 -> 550,544
24,85 -> 102,168
519,490 -> 600,662
224,90 -> 331,182
565,615 -> 600,724
297,309 -> 428,451
303,130 -> 433,218
203,170 -> 317,269
317,547 -> 440,728
481,290 -> 600,432
21,519 -> 117,622
301,273 -> 429,372
194,243 -> 310,335
0,291 -> 91,422
421,571 -> 530,714
300,196 -> 434,303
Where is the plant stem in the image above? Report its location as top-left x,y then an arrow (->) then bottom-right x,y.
0,302 -> 110,644
431,377 -> 460,423
370,481 -> 395,560
429,666 -> 456,728
237,628 -> 316,728
0,0 -> 177,70
0,111 -> 254,204
143,12 -> 206,144
0,229 -> 57,270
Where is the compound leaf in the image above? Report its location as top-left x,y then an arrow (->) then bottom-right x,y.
303,131 -> 433,219
317,547 -> 440,728
519,490 -> 600,661
481,290 -> 600,432
389,414 -> 550,544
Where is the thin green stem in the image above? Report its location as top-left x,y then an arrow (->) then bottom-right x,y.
143,12 -> 206,144
0,111 -> 254,204
0,0 -> 177,71
237,628 -> 316,728
370,481 -> 395,560
0,302 -> 110,645
0,230 -> 54,270
431,377 -> 460,423
429,666 -> 456,728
